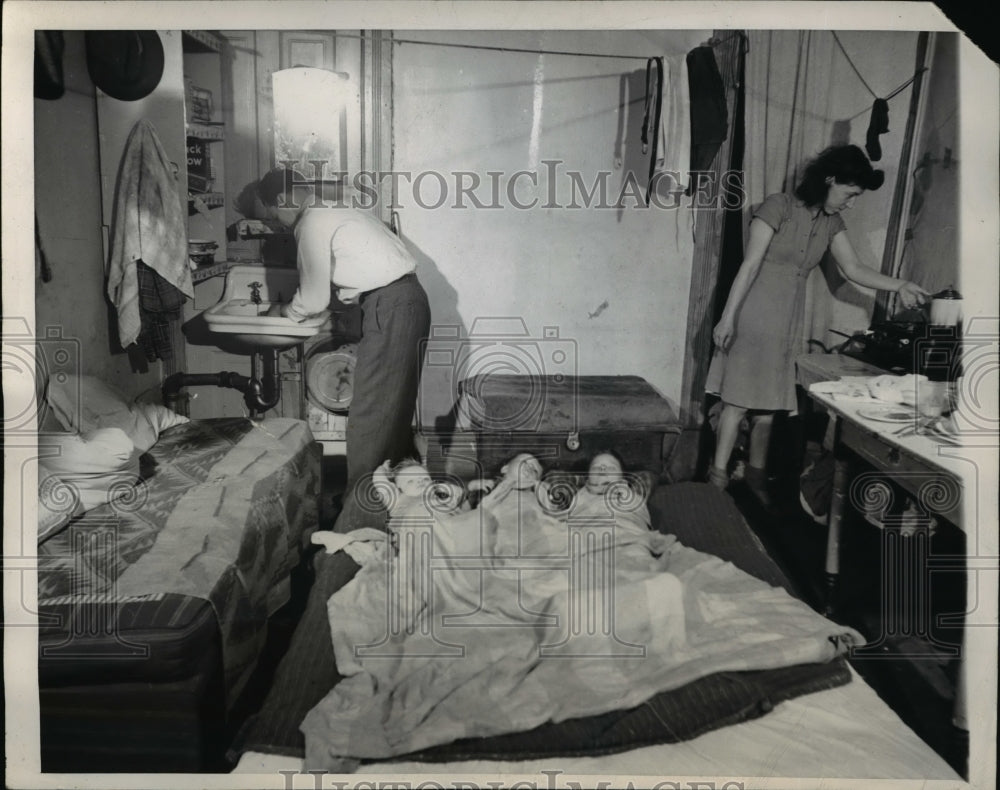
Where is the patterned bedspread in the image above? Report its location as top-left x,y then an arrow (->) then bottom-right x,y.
37,417 -> 320,702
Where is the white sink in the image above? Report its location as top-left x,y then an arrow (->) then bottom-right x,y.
203,265 -> 329,351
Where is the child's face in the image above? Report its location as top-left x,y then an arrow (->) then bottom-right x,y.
506,454 -> 542,489
396,465 -> 432,497
587,453 -> 623,493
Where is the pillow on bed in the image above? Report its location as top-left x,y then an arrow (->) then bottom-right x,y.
38,428 -> 141,538
45,374 -> 188,452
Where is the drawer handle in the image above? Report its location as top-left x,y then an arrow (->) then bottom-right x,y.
887,448 -> 900,465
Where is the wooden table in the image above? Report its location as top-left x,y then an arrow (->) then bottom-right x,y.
797,353 -> 970,729
797,355 -> 966,595
806,389 -> 965,596
795,352 -> 886,390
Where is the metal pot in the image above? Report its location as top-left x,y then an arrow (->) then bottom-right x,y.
188,239 -> 218,269
929,286 -> 963,327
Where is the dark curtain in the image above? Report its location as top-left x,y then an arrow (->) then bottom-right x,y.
672,31 -> 747,481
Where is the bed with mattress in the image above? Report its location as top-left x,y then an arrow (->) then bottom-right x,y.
230,479 -> 960,782
35,375 -> 321,771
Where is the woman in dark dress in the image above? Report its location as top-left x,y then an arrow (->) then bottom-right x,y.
705,145 -> 928,503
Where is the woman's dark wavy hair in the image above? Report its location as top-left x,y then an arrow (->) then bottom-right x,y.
794,144 -> 885,207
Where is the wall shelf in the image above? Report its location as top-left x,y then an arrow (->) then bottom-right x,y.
191,259 -> 239,283
186,122 -> 225,141
189,192 -> 225,209
182,30 -> 223,54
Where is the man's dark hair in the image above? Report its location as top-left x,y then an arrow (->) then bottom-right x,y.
234,166 -> 309,218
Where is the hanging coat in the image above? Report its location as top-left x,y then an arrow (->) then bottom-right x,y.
686,46 -> 729,176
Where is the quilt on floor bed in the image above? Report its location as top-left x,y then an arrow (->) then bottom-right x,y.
37,417 -> 319,702
235,482 -> 857,769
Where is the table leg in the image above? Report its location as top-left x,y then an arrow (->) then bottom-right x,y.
824,416 -> 848,617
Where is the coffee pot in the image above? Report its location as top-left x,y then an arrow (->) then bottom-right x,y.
929,286 -> 963,327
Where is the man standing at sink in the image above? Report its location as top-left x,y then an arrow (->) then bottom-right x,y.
237,167 -> 431,533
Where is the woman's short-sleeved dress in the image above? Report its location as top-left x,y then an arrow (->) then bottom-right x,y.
705,192 -> 846,411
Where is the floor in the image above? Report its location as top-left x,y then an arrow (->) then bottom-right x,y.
215,456 -> 348,769
729,458 -> 969,779
223,451 -> 969,778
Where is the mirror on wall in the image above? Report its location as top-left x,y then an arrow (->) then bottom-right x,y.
881,32 -> 959,320
272,67 -> 351,180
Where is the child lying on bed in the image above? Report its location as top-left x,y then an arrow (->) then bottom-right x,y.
522,451 -> 654,513
311,459 -> 470,557
501,450 -> 656,539
579,451 -> 656,505
472,450 -> 655,513
565,451 -> 656,532
471,452 -> 544,508
371,458 -> 468,518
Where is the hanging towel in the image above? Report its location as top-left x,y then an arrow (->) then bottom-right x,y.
642,54 -> 691,203
686,46 -> 728,180
107,119 -> 193,351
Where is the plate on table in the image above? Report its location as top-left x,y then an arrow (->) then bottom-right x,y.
856,404 -> 917,424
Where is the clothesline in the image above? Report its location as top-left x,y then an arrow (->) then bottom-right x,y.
325,30 -> 742,62
831,31 -> 879,98
392,36 -> 649,61
846,69 -> 928,121
832,30 -> 928,119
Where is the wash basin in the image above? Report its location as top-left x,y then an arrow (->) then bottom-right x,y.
202,264 -> 329,352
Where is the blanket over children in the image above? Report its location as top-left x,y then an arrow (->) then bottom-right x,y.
301,483 -> 863,770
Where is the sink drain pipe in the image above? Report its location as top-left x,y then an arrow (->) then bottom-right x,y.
162,349 -> 282,416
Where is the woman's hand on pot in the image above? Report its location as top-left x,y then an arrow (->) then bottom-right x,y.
713,318 -> 735,351
897,281 -> 930,310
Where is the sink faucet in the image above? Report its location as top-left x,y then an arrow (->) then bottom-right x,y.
248,281 -> 263,305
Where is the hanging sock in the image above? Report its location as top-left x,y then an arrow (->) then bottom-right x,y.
865,97 -> 890,162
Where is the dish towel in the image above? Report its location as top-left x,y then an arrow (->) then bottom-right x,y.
642,53 -> 691,202
107,118 -> 193,351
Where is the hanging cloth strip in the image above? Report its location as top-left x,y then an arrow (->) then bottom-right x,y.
638,55 -> 691,205
641,57 -> 664,205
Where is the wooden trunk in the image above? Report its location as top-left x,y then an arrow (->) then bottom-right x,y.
452,375 -> 681,478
